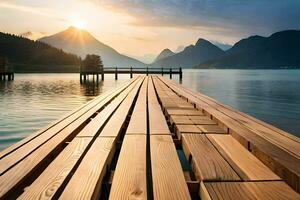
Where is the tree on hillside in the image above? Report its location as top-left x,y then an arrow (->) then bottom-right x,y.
81,54 -> 103,72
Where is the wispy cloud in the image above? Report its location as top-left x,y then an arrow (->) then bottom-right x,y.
86,0 -> 300,35
0,1 -> 68,22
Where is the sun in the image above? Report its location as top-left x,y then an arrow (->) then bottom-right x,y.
72,19 -> 86,29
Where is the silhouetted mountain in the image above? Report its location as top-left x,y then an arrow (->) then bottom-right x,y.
154,48 -> 175,62
152,38 -> 224,68
39,27 -> 146,67
0,32 -> 81,72
195,30 -> 300,69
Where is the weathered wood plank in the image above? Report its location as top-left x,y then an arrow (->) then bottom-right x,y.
99,78 -> 144,137
202,181 -> 300,200
207,134 -> 280,181
150,135 -> 191,200
59,138 -> 115,200
109,135 -> 147,200
148,77 -> 170,135
18,137 -> 92,199
182,134 -> 240,181
126,77 -> 148,135
170,115 -> 193,125
197,125 -> 228,134
166,109 -> 204,117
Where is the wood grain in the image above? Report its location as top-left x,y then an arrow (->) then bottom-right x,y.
0,77 -> 140,175
99,78 -> 143,137
18,138 -> 92,199
148,77 -> 170,135
182,134 -> 240,181
126,78 -> 148,135
60,138 -> 115,200
158,76 -> 300,192
197,125 -> 227,134
150,135 -> 191,200
207,134 -> 280,181
109,135 -> 147,200
0,77 -> 138,160
203,181 -> 300,200
0,77 -> 141,198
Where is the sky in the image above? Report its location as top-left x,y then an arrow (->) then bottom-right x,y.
1,0 -> 300,63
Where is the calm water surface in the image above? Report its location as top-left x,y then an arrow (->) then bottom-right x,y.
0,70 -> 299,150
0,73 -> 128,150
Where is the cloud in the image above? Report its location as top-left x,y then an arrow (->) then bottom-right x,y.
0,1 -> 68,22
19,31 -> 46,40
86,0 -> 300,36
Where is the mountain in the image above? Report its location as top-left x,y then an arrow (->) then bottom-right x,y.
151,38 -> 224,68
39,26 -> 146,68
195,30 -> 300,69
0,32 -> 81,72
212,41 -> 232,51
154,48 -> 175,62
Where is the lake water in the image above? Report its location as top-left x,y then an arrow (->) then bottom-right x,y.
0,70 -> 299,150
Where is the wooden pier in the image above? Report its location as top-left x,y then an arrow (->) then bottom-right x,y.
0,72 -> 14,81
0,76 -> 299,199
0,57 -> 14,81
80,67 -> 182,83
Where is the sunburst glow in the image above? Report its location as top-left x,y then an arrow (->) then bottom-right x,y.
72,19 -> 86,29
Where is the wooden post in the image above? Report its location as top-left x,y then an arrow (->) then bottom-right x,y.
84,75 -> 86,83
170,68 -> 172,79
80,74 -> 82,84
161,67 -> 163,76
12,73 -> 14,80
115,67 -> 118,80
130,66 -> 133,78
96,74 -> 99,82
179,67 -> 182,80
146,67 -> 148,76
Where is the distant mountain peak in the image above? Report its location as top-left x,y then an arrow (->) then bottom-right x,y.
195,38 -> 211,46
154,48 -> 175,62
38,27 -> 146,67
152,38 -> 224,68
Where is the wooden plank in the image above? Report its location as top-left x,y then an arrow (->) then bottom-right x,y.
18,78 -> 144,199
0,77 -> 137,160
99,78 -> 144,137
148,77 -> 170,135
126,77 -> 148,135
18,137 -> 92,199
77,77 -> 144,137
109,135 -> 147,200
150,135 -> 191,200
182,134 -> 240,181
170,115 -> 193,125
0,77 -> 139,173
157,76 -> 300,192
165,77 -> 300,157
197,125 -> 228,134
59,138 -> 115,200
166,109 -> 204,117
0,77 -> 142,198
207,134 -> 280,181
202,181 -> 300,200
